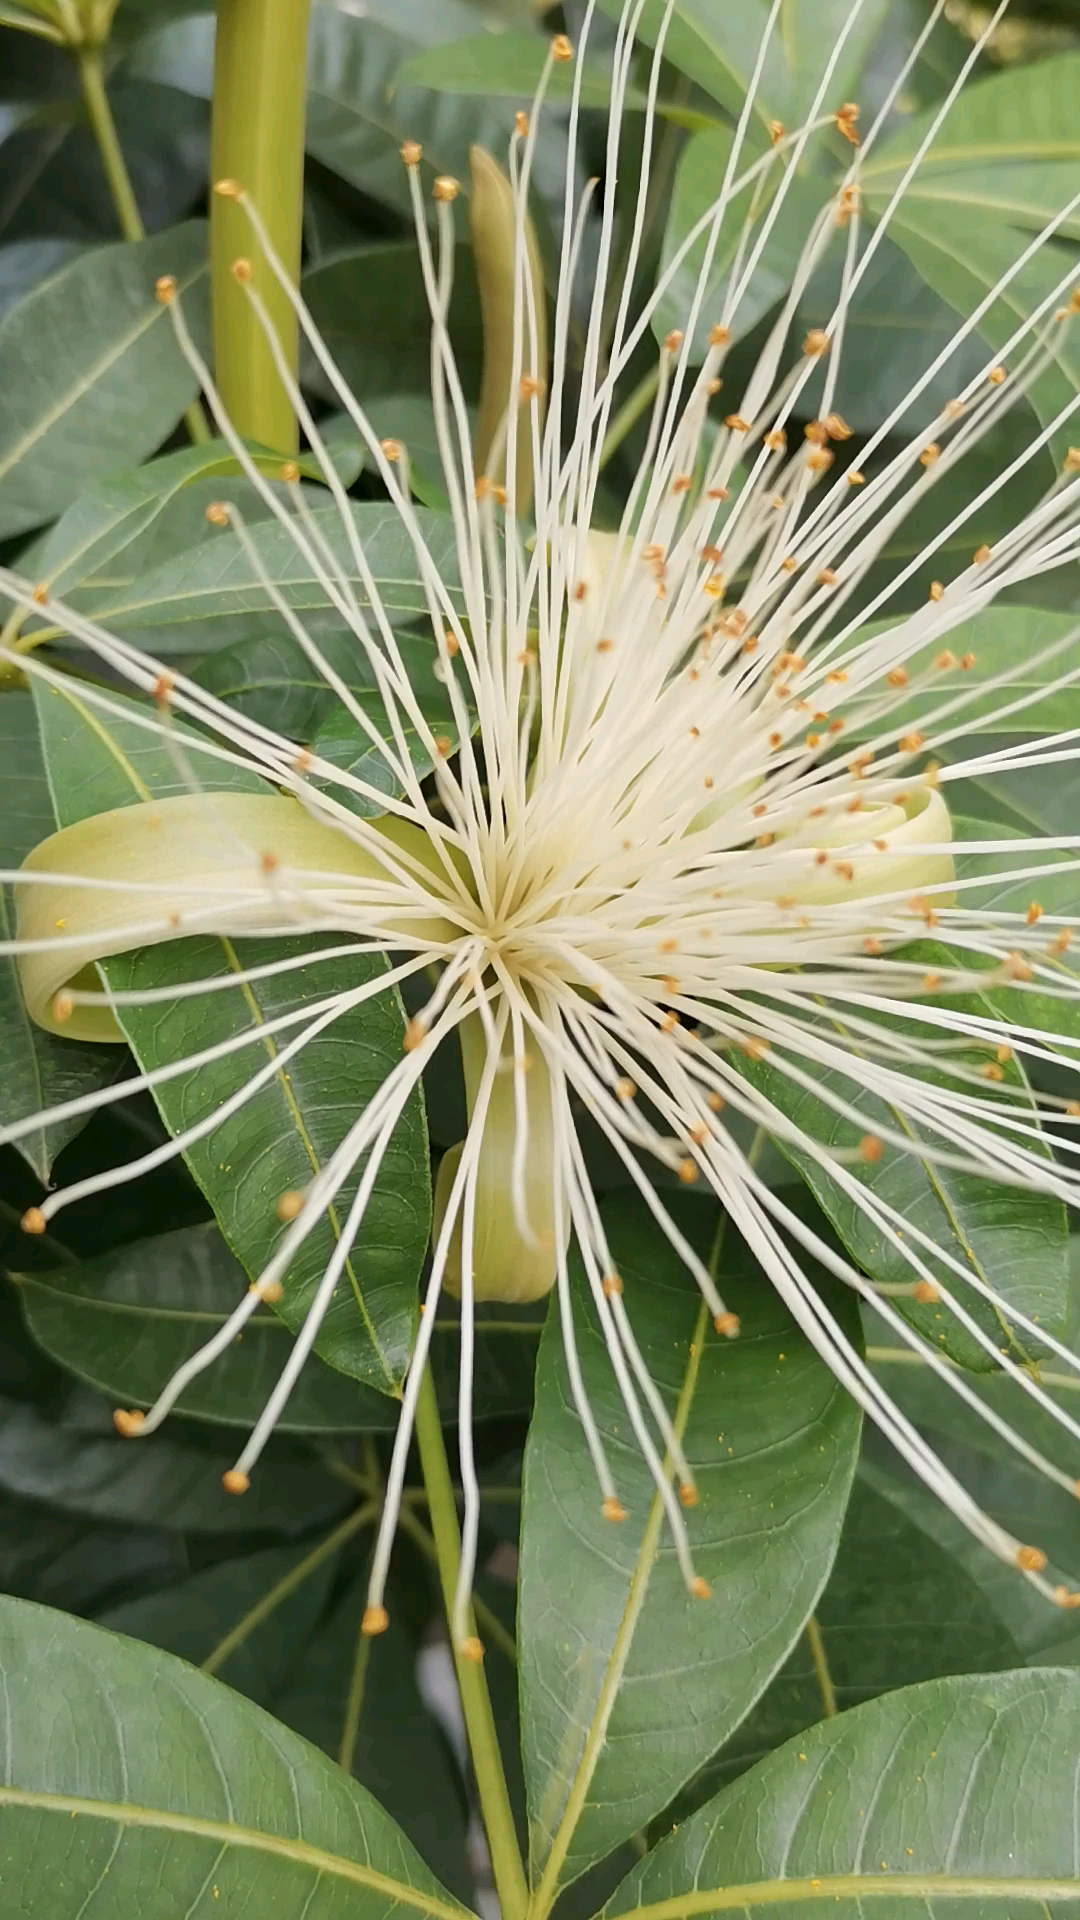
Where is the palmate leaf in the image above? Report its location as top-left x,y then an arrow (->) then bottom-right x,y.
31,675 -> 430,1391
602,1670 -> 1080,1918
519,1195 -> 861,1896
0,1596 -> 475,1919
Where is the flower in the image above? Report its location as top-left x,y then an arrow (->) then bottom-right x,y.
6,0 -> 1080,1648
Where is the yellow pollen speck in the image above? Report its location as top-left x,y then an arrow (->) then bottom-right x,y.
21,1207 -> 46,1235
154,274 -> 177,304
515,110 -> 529,137
987,365 -> 1006,386
433,176 -> 460,202
715,1311 -> 739,1337
929,580 -> 944,601
602,1496 -> 627,1522
1027,902 -> 1043,925
973,543 -> 992,564
461,1636 -> 484,1663
803,328 -> 830,356
690,1576 -> 711,1600
960,652 -> 976,670
677,1158 -> 699,1184
551,32 -> 573,59
400,140 -> 422,167
846,469 -> 866,486
231,257 -> 253,283
859,1134 -> 884,1164
277,1189 -> 305,1222
919,443 -> 940,466
913,1280 -> 940,1304
1016,1544 -> 1047,1572
679,1483 -> 699,1508
887,667 -> 908,688
113,1408 -> 145,1436
223,1469 -> 250,1495
362,1605 -> 389,1636
707,1092 -> 725,1112
664,329 -> 684,354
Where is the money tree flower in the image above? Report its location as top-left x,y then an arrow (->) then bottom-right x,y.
5,0 -> 1080,1655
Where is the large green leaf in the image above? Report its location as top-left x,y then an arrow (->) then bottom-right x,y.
14,1222 -> 541,1429
849,606 -> 1080,742
306,5 -> 564,219
0,1596 -> 474,1919
0,691 -> 114,1180
98,501 -> 464,655
656,124 -> 829,358
519,1195 -> 862,1895
32,676 -> 430,1392
9,438 -> 364,624
880,201 -> 1080,464
675,1477 -> 1019,1808
740,989 -> 1070,1370
104,1552 -> 473,1900
0,1387 -> 346,1531
302,243 -> 482,406
0,222 -> 208,541
603,1670 -> 1080,1918
596,0 -> 888,123
864,53 -> 1080,242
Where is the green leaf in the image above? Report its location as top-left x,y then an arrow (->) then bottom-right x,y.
14,1222 -> 537,1429
0,222 -> 209,541
395,32 -> 658,113
98,500 -> 465,655
193,625 -> 455,777
656,125 -> 829,357
0,238 -> 82,320
13,1224 -> 391,1431
519,1195 -> 861,1895
0,1387 -> 346,1530
880,201 -> 1080,464
799,234 -> 991,436
302,243 -> 482,408
596,0 -> 888,123
678,1478 -> 1020,1807
864,53 -> 1080,242
100,1538 -> 346,1704
739,992 -> 1070,1370
11,437 -> 364,622
305,6 -> 565,220
32,677 -> 430,1392
0,692 -> 115,1180
850,605 -> 1080,741
0,1595 -> 474,1919
603,1670 -> 1080,1917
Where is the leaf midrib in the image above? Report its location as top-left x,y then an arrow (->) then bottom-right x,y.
529,1296 -> 711,1914
612,1872 -> 1080,1916
0,1786 -> 472,1917
0,255 -> 207,491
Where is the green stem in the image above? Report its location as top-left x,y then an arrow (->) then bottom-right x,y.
338,1610 -> 375,1774
599,363 -> 661,470
805,1614 -> 837,1719
413,1365 -> 528,1920
210,0 -> 312,451
77,45 -> 210,445
201,1499 -> 376,1677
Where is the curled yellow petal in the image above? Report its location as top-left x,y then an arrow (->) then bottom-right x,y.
469,144 -> 547,515
781,785 -> 956,911
16,791 -> 453,1042
432,1011 -> 564,1305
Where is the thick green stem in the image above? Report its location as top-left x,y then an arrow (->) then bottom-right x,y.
210,0 -> 311,452
77,46 -> 210,444
413,1365 -> 528,1920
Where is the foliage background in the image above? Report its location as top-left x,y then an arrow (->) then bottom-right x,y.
2,0 -> 1080,1912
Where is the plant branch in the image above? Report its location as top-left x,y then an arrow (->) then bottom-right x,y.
210,0 -> 311,451
413,1364 -> 527,1920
